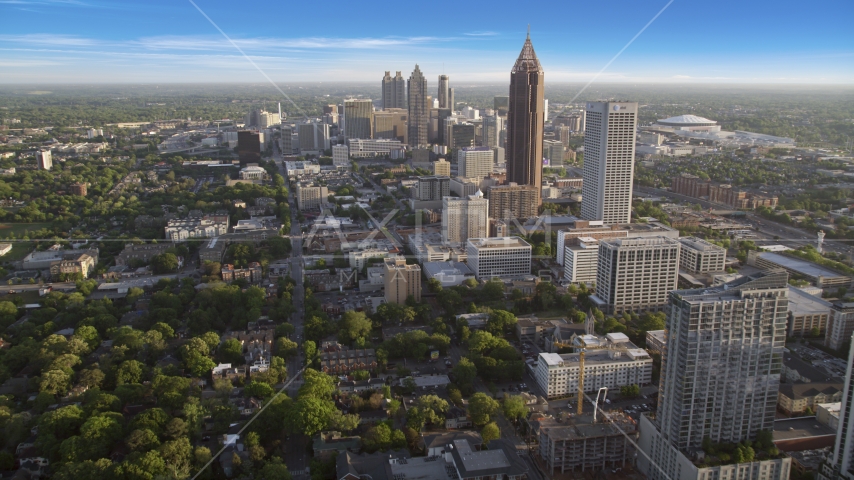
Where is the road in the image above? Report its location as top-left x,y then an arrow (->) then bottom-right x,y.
273,143 -> 310,479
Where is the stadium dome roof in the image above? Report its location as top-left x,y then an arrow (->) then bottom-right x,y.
656,115 -> 718,126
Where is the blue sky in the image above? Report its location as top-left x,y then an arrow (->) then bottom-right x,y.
0,0 -> 852,84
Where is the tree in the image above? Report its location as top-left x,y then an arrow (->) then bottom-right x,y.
298,369 -> 335,400
260,458 -> 293,479
275,336 -> 299,358
481,422 -> 500,443
302,340 -> 317,362
503,395 -> 528,422
40,369 -> 72,395
487,310 -> 517,335
363,423 -> 392,452
452,357 -> 477,394
468,393 -> 499,426
219,338 -> 245,365
427,278 -> 443,293
327,410 -> 360,433
245,380 -> 275,398
116,359 -> 145,385
151,253 -> 180,274
620,384 -> 640,398
126,428 -> 161,452
292,397 -> 333,437
338,311 -> 373,345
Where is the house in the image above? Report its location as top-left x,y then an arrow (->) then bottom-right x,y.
212,363 -> 247,383
314,431 -> 361,460
422,431 -> 483,456
319,348 -> 377,375
444,405 -> 472,429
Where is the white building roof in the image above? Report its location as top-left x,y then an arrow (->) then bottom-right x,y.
657,114 -> 718,125
606,332 -> 630,343
540,353 -> 564,366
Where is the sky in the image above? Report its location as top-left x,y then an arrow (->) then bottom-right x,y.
0,0 -> 852,85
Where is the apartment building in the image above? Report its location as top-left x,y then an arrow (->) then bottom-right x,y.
534,334 -> 653,399
383,256 -> 421,305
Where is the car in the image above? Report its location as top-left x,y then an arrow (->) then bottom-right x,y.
202,435 -> 211,441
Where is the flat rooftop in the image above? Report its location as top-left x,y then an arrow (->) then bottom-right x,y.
467,236 -> 531,249
679,236 -> 726,253
758,252 -> 848,280
536,414 -> 636,441
772,417 -> 836,442
788,287 -> 832,316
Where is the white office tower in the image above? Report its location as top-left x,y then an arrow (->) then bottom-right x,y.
36,150 -> 52,170
638,271 -> 792,480
457,146 -> 494,181
592,237 -> 680,314
466,237 -> 532,280
442,191 -> 489,246
563,237 -> 599,285
332,144 -> 349,167
580,101 -> 637,224
819,334 -> 854,480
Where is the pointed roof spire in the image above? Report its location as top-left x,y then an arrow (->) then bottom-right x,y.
512,29 -> 542,74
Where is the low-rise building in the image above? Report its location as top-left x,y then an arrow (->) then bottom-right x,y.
49,252 -> 96,279
563,237 -> 599,285
645,330 -> 667,354
534,339 -> 653,399
535,413 -> 637,475
778,383 -> 843,415
221,262 -> 263,284
748,250 -> 852,289
115,243 -> 173,266
165,214 -> 229,241
816,402 -> 840,430
422,260 -> 475,287
678,236 -> 726,273
319,348 -> 377,375
787,287 -> 831,338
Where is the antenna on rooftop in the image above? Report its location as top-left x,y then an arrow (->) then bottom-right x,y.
527,24 -> 531,39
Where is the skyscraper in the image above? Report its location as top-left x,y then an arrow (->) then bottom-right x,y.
442,191 -> 489,246
638,270 -> 792,480
487,183 -> 539,220
819,335 -> 854,480
373,108 -> 408,143
506,31 -> 545,208
494,95 -> 509,116
580,101 -> 638,224
383,256 -> 421,305
438,75 -> 450,109
457,146 -> 494,181
344,99 -> 373,140
482,114 -> 504,148
448,87 -> 455,112
408,65 -> 429,147
382,71 -> 406,110
36,150 -> 52,170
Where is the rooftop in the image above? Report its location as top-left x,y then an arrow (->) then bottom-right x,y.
788,287 -> 832,316
656,114 -> 718,126
772,417 -> 836,442
756,251 -> 849,280
679,236 -> 726,253
467,236 -> 532,250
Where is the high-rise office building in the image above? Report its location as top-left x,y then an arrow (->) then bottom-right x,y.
457,146 -> 494,180
580,101 -> 638,225
408,65 -> 429,147
543,139 -> 565,165
442,191 -> 489,246
638,271 -> 792,480
413,176 -> 450,201
438,75 -> 450,109
297,123 -> 330,153
819,335 -> 854,480
237,131 -> 261,164
448,88 -> 455,112
344,99 -> 373,140
466,237 -> 532,280
332,144 -> 349,167
280,125 -> 293,155
382,71 -> 406,110
506,32 -> 545,207
384,256 -> 421,304
494,95 -> 509,116
36,150 -> 52,170
487,183 -> 539,220
373,108 -> 408,143
448,123 -> 476,161
482,114 -> 504,149
593,237 -> 680,314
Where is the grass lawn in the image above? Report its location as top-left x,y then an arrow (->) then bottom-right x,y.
1,242 -> 34,262
0,223 -> 52,237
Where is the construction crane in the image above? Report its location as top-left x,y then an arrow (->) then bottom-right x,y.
551,336 -> 587,415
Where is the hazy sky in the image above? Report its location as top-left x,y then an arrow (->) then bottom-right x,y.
1,0 -> 852,84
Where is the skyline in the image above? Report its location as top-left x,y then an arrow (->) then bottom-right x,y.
0,0 -> 851,84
